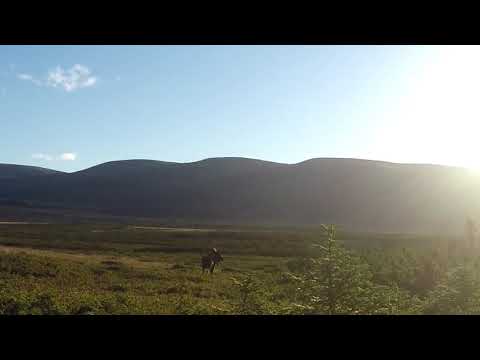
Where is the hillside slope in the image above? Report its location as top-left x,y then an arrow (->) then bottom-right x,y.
1,158 -> 478,233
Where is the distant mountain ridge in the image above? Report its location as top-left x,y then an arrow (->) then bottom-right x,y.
0,157 -> 478,234
0,163 -> 64,179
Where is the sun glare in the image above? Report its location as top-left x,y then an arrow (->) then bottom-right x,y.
370,46 -> 480,170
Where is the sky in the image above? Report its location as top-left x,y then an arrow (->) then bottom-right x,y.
2,45 -> 480,172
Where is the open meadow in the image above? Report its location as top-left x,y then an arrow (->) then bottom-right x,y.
0,223 -> 476,315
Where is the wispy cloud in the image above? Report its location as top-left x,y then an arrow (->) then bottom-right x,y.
32,153 -> 53,161
18,73 -> 43,86
59,153 -> 77,161
18,74 -> 33,80
18,64 -> 97,92
46,65 -> 97,92
32,152 -> 77,161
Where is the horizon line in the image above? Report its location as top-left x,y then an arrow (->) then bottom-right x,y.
0,156 -> 471,174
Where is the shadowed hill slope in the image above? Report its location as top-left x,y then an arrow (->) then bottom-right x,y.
1,158 -> 479,234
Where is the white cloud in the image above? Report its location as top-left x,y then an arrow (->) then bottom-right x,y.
18,74 -> 33,80
32,152 -> 77,161
59,153 -> 77,161
46,65 -> 97,92
18,73 -> 43,86
32,153 -> 53,161
18,64 -> 97,92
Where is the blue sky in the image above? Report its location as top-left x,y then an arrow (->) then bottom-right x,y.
2,45 -> 479,172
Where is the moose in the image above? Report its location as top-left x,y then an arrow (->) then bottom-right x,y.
201,248 -> 223,274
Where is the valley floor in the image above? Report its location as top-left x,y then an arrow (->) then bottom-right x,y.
0,223 -> 477,315
0,223 -> 294,315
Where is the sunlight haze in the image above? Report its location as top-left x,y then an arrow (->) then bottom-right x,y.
1,45 -> 479,171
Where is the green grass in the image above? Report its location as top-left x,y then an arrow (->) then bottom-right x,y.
0,223 -> 475,315
0,249 -> 295,314
0,224 -> 300,314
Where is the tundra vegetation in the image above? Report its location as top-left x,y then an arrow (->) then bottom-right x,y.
0,223 -> 477,315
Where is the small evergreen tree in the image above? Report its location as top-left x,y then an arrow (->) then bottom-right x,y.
290,225 -> 376,314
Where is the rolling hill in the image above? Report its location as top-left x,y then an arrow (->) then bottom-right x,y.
1,157 -> 479,234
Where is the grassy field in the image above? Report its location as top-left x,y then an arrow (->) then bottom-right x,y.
0,223 -> 475,315
0,223 -> 302,315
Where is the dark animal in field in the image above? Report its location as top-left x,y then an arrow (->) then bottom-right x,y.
201,248 -> 223,274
